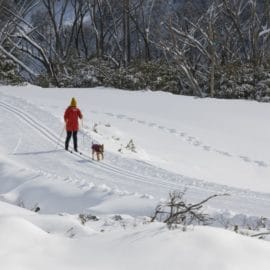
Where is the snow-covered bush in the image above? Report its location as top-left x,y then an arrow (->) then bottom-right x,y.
36,59 -> 183,93
0,53 -> 22,85
125,139 -> 136,153
32,57 -> 270,103
53,58 -> 103,88
215,63 -> 270,100
255,80 -> 270,101
78,214 -> 99,225
131,62 -> 180,93
151,191 -> 227,229
106,67 -> 145,90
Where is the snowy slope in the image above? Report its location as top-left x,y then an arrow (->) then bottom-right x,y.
1,85 -> 270,269
2,85 -> 270,191
1,200 -> 270,270
1,204 -> 270,270
1,85 -> 270,214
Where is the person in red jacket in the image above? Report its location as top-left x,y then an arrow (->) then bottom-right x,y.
64,97 -> 83,152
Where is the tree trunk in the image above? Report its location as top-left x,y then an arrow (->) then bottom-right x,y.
123,0 -> 131,67
209,20 -> 215,97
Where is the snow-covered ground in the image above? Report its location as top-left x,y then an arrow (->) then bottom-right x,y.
1,85 -> 270,269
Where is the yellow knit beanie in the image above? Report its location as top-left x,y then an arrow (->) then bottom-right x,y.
70,97 -> 77,107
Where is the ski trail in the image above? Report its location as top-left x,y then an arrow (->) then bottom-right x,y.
0,99 -> 228,194
0,101 -> 208,192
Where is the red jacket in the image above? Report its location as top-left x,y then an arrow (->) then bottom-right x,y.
64,106 -> 83,131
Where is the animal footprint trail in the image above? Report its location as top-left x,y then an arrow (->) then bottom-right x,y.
203,145 -> 211,151
238,155 -> 269,168
239,156 -> 251,163
168,128 -> 177,134
193,141 -> 202,146
187,136 -> 195,142
88,108 -> 270,169
214,150 -> 232,157
254,160 -> 268,167
127,117 -> 135,121
137,120 -> 146,124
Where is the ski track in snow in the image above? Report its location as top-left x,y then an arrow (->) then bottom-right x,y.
1,95 -> 270,218
0,99 -> 206,192
0,99 -> 219,193
93,110 -> 269,168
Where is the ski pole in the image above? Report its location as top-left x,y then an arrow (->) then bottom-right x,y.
81,118 -> 84,129
55,124 -> 65,150
80,119 -> 85,146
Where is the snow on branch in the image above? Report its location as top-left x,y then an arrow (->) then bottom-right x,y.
151,191 -> 229,229
0,45 -> 37,76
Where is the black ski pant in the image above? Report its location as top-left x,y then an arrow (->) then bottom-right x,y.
65,130 -> 78,151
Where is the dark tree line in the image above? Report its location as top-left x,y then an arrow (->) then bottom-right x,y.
1,0 -> 270,100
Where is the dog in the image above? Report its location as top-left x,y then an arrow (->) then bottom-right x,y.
91,143 -> 104,161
